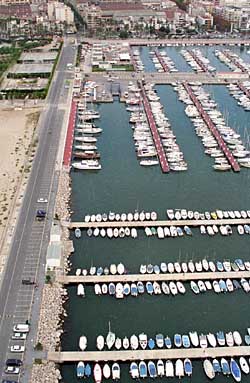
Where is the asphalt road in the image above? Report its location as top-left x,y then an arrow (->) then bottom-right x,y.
0,39 -> 76,381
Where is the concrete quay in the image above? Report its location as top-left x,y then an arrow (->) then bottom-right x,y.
66,218 -> 250,229
57,271 -> 250,285
48,346 -> 250,363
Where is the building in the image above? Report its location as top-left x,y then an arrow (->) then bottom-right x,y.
47,1 -> 74,24
197,13 -> 213,29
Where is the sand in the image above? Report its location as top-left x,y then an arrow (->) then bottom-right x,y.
0,107 -> 40,250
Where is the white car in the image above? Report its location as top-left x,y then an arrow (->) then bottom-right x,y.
10,345 -> 25,353
12,333 -> 27,340
5,366 -> 20,374
37,198 -> 48,203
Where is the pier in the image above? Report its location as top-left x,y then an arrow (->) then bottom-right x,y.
154,49 -> 169,72
57,270 -> 250,285
238,82 -> 250,98
222,50 -> 247,73
187,50 -> 207,72
63,100 -> 77,167
48,346 -> 250,363
67,217 -> 250,229
183,82 -> 240,172
140,84 -> 169,173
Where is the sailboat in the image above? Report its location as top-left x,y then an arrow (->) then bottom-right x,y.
106,322 -> 116,350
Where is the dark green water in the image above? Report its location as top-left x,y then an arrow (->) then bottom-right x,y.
61,82 -> 250,383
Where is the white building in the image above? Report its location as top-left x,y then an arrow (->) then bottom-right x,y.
48,1 -> 74,24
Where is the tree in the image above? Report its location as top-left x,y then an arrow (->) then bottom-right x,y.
119,30 -> 129,39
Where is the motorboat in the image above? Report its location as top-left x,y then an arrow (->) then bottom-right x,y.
212,359 -> 221,374
203,359 -> 215,379
96,335 -> 104,350
94,363 -> 102,383
77,362 -> 85,378
148,361 -> 157,378
123,283 -> 130,296
75,228 -> 81,238
130,362 -> 139,379
226,332 -> 234,347
162,282 -> 170,295
182,334 -> 190,348
108,283 -> 115,296
216,331 -> 225,346
199,334 -> 208,348
175,359 -> 184,378
139,361 -> 147,378
115,337 -> 122,350
123,337 -> 129,349
157,360 -> 165,377
77,284 -> 85,297
117,263 -> 125,275
207,333 -> 217,347
190,281 -> 199,294
233,331 -> 242,345
79,335 -> 87,351
169,281 -> 178,296
137,281 -> 144,294
84,364 -> 91,377
174,334 -> 182,348
139,333 -> 148,349
148,338 -> 155,350
131,283 -> 138,297
165,336 -> 172,349
239,357 -> 249,374
112,363 -> 120,380
146,281 -> 154,295
156,333 -> 164,348
184,359 -> 192,376
230,358 -> 241,382
189,331 -> 199,347
221,358 -> 230,375
176,281 -> 186,294
165,360 -> 174,377
130,334 -> 139,350
115,283 -> 124,299
103,364 -> 111,379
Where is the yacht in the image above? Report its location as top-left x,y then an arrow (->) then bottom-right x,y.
189,331 -> 199,347
106,323 -> 116,349
79,335 -> 87,351
203,359 -> 215,379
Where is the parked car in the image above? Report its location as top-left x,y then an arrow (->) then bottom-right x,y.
6,359 -> 22,367
10,345 -> 25,353
4,367 -> 20,375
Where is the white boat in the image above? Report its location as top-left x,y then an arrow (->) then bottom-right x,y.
115,337 -> 122,350
103,364 -> 111,379
117,263 -> 125,275
131,228 -> 138,238
79,335 -> 87,351
130,362 -> 139,379
112,363 -> 120,380
115,283 -> 124,299
239,357 -> 249,374
233,331 -> 242,346
189,331 -> 199,347
77,284 -> 85,297
123,337 -> 129,349
110,264 -> 117,275
157,360 -> 165,377
96,335 -> 104,350
94,363 -> 102,383
175,359 -> 184,378
207,333 -> 217,347
203,359 -> 215,379
106,323 -> 116,350
130,334 -> 139,350
139,333 -> 148,349
165,360 -> 174,377
94,284 -> 102,295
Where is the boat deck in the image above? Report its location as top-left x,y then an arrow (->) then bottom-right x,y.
183,82 -> 240,172
67,217 -> 250,229
48,346 -> 250,363
63,100 -> 77,167
57,270 -> 250,284
154,49 -> 170,72
140,85 -> 169,173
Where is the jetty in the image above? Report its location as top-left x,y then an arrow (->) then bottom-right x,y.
67,217 -> 250,229
238,82 -> 250,99
48,345 -> 250,363
57,270 -> 250,285
187,50 -> 207,72
140,84 -> 169,173
63,100 -> 77,167
154,49 -> 169,72
183,82 -> 240,172
222,50 -> 247,73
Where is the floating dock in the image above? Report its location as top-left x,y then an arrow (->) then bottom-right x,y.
67,218 -> 250,229
57,270 -> 250,285
222,50 -> 247,73
140,85 -> 169,173
63,100 -> 77,167
187,50 -> 207,72
183,82 -> 240,172
154,49 -> 169,72
48,346 -> 250,363
238,82 -> 250,98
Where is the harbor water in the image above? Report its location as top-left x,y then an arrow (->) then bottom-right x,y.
61,49 -> 250,382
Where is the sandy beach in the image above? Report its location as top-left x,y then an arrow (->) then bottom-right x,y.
0,107 -> 40,253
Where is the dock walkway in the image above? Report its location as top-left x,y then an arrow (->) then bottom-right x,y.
48,346 -> 250,363
57,270 -> 250,284
238,82 -> 250,98
183,82 -> 240,172
222,50 -> 247,73
140,85 -> 169,173
67,217 -> 250,229
63,100 -> 77,167
154,49 -> 169,72
187,50 -> 207,72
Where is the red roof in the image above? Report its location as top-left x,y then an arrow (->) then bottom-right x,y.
0,4 -> 32,19
100,2 -> 145,11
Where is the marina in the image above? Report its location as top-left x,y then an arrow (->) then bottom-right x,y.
61,44 -> 250,383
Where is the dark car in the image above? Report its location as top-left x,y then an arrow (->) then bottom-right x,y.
6,359 -> 23,367
2,380 -> 18,383
22,278 -> 35,285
